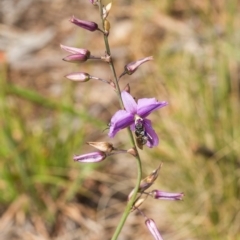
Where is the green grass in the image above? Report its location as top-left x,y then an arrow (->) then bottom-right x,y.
0,68 -> 105,221
145,1 -> 240,239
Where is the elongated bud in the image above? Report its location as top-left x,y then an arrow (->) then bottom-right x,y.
121,56 -> 153,77
104,19 -> 110,35
63,54 -> 89,62
60,44 -> 91,57
65,72 -> 91,82
73,151 -> 106,163
139,164 -> 162,192
151,190 -> 184,201
70,16 -> 99,32
103,2 -> 112,19
145,218 -> 163,240
87,142 -> 114,153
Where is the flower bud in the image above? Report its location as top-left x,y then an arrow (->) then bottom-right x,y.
73,151 -> 106,163
103,2 -> 112,19
60,44 -> 91,57
124,56 -> 153,75
139,164 -> 162,192
63,54 -> 89,62
65,72 -> 91,82
145,218 -> 163,240
70,16 -> 99,32
151,190 -> 184,201
87,142 -> 114,153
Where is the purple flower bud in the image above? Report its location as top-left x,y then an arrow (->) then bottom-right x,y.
63,54 -> 89,62
65,72 -> 91,82
145,218 -> 163,240
60,44 -> 91,57
124,56 -> 153,75
151,190 -> 184,201
70,16 -> 99,32
73,151 -> 106,163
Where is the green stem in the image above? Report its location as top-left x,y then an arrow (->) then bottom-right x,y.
98,1 -> 142,239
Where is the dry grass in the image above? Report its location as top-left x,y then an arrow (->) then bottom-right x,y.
0,0 -> 240,239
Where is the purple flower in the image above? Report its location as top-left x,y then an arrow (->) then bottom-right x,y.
73,151 -> 106,163
108,91 -> 168,148
151,190 -> 184,201
145,218 -> 163,240
70,16 -> 99,32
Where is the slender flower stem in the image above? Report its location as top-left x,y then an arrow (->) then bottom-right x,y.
90,76 -> 110,84
98,1 -> 142,239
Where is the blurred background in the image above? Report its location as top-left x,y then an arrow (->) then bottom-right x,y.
0,0 -> 240,239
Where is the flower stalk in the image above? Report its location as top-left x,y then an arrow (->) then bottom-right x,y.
97,1 -> 143,239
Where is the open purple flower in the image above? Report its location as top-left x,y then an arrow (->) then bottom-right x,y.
108,91 -> 168,148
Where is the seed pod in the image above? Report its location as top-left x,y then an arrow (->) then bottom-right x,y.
104,19 -> 110,35
103,2 -> 112,19
87,142 -> 114,153
138,164 -> 162,192
131,197 -> 145,211
127,147 -> 138,157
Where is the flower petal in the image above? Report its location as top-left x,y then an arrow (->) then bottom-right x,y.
108,110 -> 134,137
137,98 -> 168,118
143,119 -> 159,148
130,123 -> 135,131
121,91 -> 137,115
